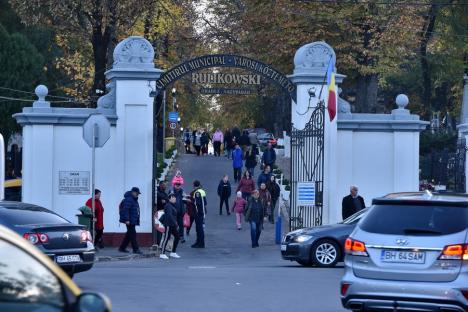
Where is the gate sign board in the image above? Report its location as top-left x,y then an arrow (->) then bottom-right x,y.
200,88 -> 253,95
297,182 -> 316,205
168,112 -> 179,122
59,171 -> 90,195
155,54 -> 296,103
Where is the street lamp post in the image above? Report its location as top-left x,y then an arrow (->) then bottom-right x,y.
172,88 -> 176,137
162,91 -> 167,157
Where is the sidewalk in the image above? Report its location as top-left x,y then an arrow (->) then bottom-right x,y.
94,246 -> 159,262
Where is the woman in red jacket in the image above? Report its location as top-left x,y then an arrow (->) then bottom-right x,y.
236,171 -> 255,201
86,189 -> 105,249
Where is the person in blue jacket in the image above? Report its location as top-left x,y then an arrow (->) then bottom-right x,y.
232,144 -> 243,183
118,187 -> 142,254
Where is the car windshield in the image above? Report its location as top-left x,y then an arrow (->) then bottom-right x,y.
0,205 -> 68,226
360,204 -> 468,235
341,208 -> 368,225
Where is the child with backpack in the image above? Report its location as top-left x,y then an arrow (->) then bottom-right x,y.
231,191 -> 247,230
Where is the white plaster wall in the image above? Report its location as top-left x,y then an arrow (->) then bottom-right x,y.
21,79 -> 156,234
336,130 -> 420,220
22,125 -> 54,209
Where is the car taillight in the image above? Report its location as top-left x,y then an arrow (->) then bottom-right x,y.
461,289 -> 468,300
345,238 -> 369,257
439,244 -> 468,261
340,283 -> 350,297
80,230 -> 92,243
38,233 -> 49,243
23,233 -> 48,244
461,290 -> 468,301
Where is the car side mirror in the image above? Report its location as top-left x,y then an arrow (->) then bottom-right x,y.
76,292 -> 111,312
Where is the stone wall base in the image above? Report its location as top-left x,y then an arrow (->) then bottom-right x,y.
102,232 -> 153,247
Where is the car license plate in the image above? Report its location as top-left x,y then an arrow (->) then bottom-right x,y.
56,255 -> 82,263
381,250 -> 425,264
281,245 -> 287,251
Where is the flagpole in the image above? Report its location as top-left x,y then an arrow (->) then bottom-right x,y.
317,55 -> 334,109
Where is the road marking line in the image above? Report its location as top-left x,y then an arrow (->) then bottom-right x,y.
188,266 -> 216,269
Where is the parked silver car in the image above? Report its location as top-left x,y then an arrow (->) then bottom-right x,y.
341,192 -> 468,312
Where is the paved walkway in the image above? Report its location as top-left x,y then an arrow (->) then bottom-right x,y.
170,153 -> 277,257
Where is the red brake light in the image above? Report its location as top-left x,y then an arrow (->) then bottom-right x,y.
23,233 -> 49,244
345,238 -> 368,257
341,283 -> 350,297
461,290 -> 468,301
80,230 -> 92,243
439,244 -> 468,261
345,238 -> 352,252
23,233 -> 39,244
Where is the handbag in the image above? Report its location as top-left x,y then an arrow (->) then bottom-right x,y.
154,211 -> 165,233
183,212 -> 191,228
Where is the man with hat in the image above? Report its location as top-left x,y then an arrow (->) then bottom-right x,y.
118,187 -> 142,254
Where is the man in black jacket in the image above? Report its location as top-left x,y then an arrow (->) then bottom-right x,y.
160,193 -> 180,260
172,183 -> 186,243
192,180 -> 207,248
119,187 -> 142,254
217,175 -> 231,215
157,181 -> 168,211
245,190 -> 264,248
342,185 -> 366,220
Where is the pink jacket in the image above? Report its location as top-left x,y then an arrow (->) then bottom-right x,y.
172,175 -> 184,187
232,197 -> 247,214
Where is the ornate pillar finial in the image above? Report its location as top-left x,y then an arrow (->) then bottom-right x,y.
33,85 -> 50,108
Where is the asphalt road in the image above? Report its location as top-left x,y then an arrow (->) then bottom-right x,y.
76,153 -> 347,312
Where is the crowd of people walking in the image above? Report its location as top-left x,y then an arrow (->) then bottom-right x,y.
89,126 -> 281,259
83,126 -> 366,261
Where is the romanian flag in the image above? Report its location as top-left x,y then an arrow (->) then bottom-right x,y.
326,58 -> 337,122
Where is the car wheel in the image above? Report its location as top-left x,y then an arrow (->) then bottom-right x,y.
296,259 -> 312,267
311,239 -> 340,267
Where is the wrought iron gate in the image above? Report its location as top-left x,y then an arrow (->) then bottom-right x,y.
290,101 -> 325,230
420,137 -> 466,192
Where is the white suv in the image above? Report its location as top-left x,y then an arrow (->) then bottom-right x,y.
341,192 -> 468,312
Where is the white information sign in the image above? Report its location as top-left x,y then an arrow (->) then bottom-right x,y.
297,181 -> 315,205
59,171 -> 90,195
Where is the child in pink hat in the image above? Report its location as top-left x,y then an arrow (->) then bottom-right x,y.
231,191 -> 247,230
171,169 -> 185,187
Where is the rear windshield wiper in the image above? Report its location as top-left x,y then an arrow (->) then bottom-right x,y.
403,228 -> 442,235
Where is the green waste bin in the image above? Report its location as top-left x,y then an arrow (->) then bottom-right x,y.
76,214 -> 92,231
76,206 -> 93,231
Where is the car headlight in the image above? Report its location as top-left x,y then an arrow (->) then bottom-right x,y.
294,235 -> 313,243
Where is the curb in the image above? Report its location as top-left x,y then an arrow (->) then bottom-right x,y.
96,247 -> 160,262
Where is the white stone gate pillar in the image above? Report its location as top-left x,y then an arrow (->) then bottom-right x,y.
457,74 -> 468,193
101,37 -> 163,236
289,42 -> 345,225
